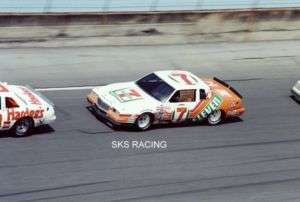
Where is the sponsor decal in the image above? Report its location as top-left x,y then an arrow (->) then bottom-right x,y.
229,101 -> 237,110
199,95 -> 223,118
110,88 -> 143,103
19,87 -> 41,105
7,108 -> 44,121
156,105 -> 172,121
168,72 -> 198,85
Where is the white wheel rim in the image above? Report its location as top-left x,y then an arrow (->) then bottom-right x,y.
209,110 -> 221,123
138,114 -> 150,129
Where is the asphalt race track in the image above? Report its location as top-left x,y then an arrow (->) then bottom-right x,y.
0,40 -> 300,202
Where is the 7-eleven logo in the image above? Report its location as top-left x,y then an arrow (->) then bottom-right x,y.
111,88 -> 143,102
199,95 -> 223,118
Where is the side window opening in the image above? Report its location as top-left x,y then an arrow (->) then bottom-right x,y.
200,89 -> 207,100
170,90 -> 196,103
5,97 -> 19,108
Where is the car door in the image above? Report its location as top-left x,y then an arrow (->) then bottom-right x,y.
167,89 -> 198,122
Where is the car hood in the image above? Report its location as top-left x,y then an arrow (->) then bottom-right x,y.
92,82 -> 161,114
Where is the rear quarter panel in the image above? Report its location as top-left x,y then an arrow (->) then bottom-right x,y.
201,78 -> 244,115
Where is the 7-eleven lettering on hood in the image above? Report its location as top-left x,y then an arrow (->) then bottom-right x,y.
110,88 -> 143,102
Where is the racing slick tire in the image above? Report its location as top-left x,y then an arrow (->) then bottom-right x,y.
13,118 -> 33,137
136,113 -> 152,131
207,110 -> 222,125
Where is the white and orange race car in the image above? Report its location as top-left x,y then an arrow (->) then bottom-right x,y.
87,70 -> 245,130
0,82 -> 56,136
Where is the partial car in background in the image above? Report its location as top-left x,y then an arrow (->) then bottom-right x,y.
291,80 -> 300,102
0,82 -> 56,136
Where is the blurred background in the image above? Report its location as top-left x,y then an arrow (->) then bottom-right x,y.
1,0 -> 300,13
0,1 -> 299,47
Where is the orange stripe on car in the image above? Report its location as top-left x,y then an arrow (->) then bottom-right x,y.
107,111 -> 131,123
189,95 -> 214,118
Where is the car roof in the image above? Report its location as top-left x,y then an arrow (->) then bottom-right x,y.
154,70 -> 208,90
0,83 -> 22,96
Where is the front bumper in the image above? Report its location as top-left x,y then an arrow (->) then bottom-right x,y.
87,93 -> 133,126
89,104 -> 122,126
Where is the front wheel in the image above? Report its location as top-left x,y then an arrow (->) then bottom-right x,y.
136,113 -> 152,131
207,110 -> 222,125
13,118 -> 33,137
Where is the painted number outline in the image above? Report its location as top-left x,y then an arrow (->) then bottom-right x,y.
173,107 -> 188,122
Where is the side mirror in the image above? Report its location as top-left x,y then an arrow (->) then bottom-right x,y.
200,89 -> 207,99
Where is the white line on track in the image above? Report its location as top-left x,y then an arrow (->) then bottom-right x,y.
36,86 -> 101,92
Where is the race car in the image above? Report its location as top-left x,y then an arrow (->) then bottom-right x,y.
291,80 -> 300,102
87,70 -> 245,130
0,82 -> 56,136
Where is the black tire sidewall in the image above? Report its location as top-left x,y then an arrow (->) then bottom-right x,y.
13,118 -> 33,137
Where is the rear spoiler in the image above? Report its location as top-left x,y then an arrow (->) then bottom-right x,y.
213,77 -> 243,99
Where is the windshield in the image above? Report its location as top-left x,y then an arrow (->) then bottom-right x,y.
136,73 -> 174,102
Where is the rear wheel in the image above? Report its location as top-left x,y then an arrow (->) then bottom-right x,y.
13,118 -> 33,137
207,110 -> 222,125
136,113 -> 152,131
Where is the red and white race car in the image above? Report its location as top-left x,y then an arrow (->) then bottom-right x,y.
0,82 -> 56,136
87,70 -> 245,130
